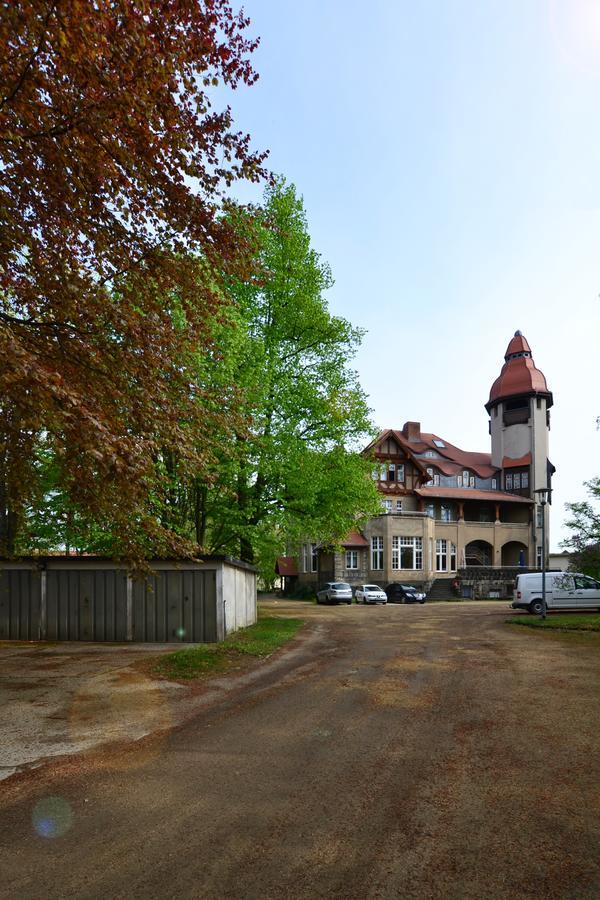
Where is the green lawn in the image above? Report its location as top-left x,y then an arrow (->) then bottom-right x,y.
151,616 -> 305,681
506,614 -> 600,632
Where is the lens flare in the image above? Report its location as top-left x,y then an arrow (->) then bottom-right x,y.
32,797 -> 73,839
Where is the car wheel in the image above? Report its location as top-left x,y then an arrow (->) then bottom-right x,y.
419,600 -> 425,604
529,599 -> 544,615
362,598 -> 366,604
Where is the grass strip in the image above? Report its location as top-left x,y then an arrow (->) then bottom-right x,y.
506,614 -> 600,632
152,616 -> 305,681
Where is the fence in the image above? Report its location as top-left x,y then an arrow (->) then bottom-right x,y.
0,557 -> 256,643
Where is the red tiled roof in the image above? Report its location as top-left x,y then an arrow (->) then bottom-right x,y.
502,453 -> 532,469
341,530 -> 369,547
275,556 -> 298,577
415,486 -> 533,504
487,333 -> 552,409
364,427 -> 498,479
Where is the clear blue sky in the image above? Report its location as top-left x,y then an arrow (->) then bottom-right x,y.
220,0 -> 600,548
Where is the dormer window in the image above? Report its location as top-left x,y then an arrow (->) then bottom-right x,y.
458,470 -> 475,488
426,467 -> 440,486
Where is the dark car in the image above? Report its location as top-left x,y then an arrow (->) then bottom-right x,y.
385,583 -> 426,604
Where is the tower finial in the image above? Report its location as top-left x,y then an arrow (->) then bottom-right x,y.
514,329 -> 522,337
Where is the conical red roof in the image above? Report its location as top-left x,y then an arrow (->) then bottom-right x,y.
487,331 -> 552,409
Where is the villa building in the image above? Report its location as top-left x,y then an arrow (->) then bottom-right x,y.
293,332 -> 554,594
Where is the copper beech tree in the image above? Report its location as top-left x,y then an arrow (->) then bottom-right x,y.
0,1 -> 267,557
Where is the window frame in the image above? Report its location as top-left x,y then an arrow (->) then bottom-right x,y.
345,549 -> 358,570
371,536 -> 384,570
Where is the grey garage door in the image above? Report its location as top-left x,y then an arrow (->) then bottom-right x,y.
132,569 -> 217,642
0,569 -> 41,640
46,569 -> 129,641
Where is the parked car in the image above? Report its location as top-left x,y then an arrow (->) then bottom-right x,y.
355,584 -> 387,604
316,582 -> 353,604
512,572 -> 600,614
385,583 -> 426,604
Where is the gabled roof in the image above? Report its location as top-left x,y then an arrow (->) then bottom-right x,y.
364,425 -> 498,479
341,530 -> 369,547
362,429 -> 431,481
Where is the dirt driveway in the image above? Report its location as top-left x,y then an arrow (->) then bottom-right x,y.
0,642 -> 189,780
1,600 -> 599,899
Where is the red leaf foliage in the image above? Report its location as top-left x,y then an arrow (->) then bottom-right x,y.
0,0 -> 268,559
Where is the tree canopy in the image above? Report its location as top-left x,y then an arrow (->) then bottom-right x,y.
188,180 -> 381,581
22,181 -> 380,578
562,478 -> 600,580
0,0 -> 266,557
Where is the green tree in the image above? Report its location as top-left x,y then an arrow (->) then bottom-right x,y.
196,180 -> 380,581
562,478 -> 600,579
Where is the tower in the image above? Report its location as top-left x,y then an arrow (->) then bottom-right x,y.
486,332 -> 554,567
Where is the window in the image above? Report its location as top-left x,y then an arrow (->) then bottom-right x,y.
463,470 -> 470,486
505,473 -> 513,490
396,500 -> 403,512
381,499 -> 393,514
436,539 -> 448,572
426,503 -> 435,518
311,543 -> 318,573
491,478 -> 497,490
521,472 -> 529,489
301,544 -> 309,573
424,450 -> 436,458
371,536 -> 384,570
575,575 -> 600,589
440,504 -> 452,522
388,463 -> 395,482
345,550 -> 358,570
393,536 -> 423,570
396,464 -> 405,482
513,473 -> 521,490
426,467 -> 440,486
379,464 -> 387,481
371,466 -> 378,481
433,439 -> 446,448
536,546 -> 543,569
536,506 -> 544,528
457,475 -> 462,487
469,476 -> 475,487
450,543 -> 457,571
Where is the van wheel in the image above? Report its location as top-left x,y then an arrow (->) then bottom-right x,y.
529,599 -> 544,615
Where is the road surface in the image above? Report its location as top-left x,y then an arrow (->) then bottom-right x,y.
1,600 -> 598,899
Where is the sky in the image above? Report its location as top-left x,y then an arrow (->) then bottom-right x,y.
218,0 -> 600,549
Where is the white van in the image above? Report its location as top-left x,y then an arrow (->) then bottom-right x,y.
512,572 -> 600,614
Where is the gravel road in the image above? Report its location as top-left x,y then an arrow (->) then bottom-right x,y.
1,600 -> 598,899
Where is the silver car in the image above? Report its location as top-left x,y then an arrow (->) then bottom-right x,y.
316,582 -> 353,604
355,584 -> 387,604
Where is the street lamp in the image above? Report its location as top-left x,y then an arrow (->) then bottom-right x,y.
534,487 -> 551,620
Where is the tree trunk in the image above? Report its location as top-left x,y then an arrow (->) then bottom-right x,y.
194,480 -> 207,547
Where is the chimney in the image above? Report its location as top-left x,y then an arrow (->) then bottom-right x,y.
403,421 -> 421,442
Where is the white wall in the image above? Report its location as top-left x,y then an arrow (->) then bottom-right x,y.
222,563 -> 257,636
